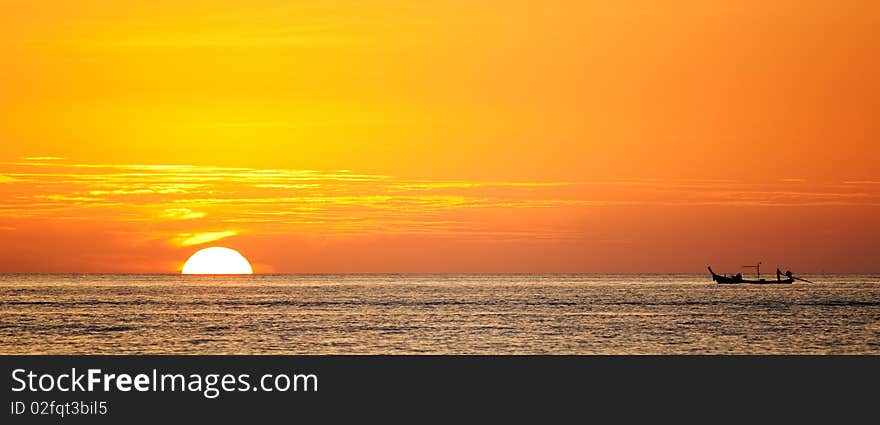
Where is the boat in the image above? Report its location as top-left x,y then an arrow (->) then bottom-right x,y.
707,266 -> 794,284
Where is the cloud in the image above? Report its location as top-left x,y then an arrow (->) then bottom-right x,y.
172,231 -> 238,247
159,208 -> 206,220
34,194 -> 104,202
4,159 -> 879,241
254,184 -> 322,189
24,156 -> 64,161
90,189 -> 157,196
388,181 -> 570,191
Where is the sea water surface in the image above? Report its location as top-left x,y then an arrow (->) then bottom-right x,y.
1,274 -> 878,354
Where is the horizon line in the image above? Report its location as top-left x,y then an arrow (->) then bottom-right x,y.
0,271 -> 875,276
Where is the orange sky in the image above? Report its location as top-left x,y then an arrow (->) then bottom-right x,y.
1,1 -> 878,273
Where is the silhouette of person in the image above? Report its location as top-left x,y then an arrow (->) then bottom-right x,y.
776,268 -> 782,281
785,270 -> 792,280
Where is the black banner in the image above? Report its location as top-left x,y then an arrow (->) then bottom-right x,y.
2,356 -> 877,423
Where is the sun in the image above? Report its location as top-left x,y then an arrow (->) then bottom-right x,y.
181,247 -> 253,275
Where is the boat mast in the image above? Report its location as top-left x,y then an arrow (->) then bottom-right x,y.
742,261 -> 762,278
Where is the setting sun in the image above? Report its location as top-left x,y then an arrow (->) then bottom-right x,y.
181,247 -> 253,275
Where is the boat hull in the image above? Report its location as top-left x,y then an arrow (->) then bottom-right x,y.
714,278 -> 793,284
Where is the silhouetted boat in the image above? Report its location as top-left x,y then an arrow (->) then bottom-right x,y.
707,266 -> 794,284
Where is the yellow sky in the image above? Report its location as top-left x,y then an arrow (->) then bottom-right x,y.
1,1 -> 878,272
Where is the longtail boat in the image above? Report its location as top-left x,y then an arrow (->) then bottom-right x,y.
707,266 -> 794,284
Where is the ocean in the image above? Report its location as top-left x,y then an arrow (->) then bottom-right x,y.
2,274 -> 878,354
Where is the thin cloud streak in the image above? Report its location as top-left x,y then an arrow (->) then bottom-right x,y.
1,160 -> 878,244
159,208 -> 206,220
172,231 -> 239,247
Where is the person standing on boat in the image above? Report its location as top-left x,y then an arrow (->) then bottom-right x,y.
776,268 -> 782,281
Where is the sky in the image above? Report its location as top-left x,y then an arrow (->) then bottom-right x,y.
1,1 -> 878,273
